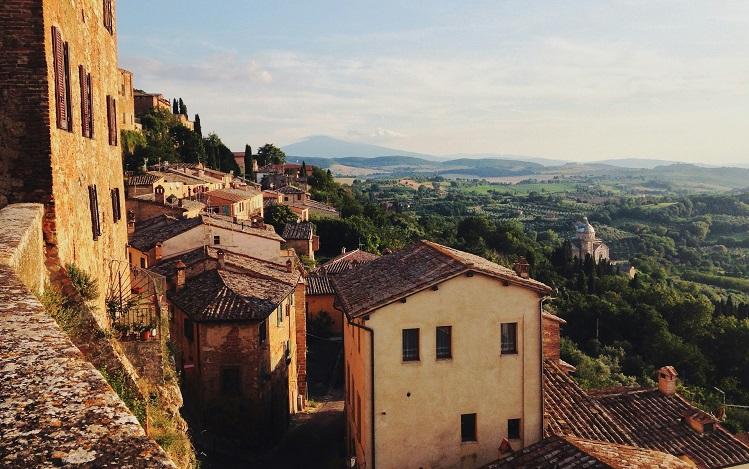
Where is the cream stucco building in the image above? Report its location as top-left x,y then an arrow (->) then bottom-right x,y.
332,241 -> 552,469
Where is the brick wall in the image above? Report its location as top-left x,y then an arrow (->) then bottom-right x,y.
543,315 -> 562,362
0,0 -> 53,208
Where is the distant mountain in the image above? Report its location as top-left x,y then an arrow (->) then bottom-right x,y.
282,135 -> 431,159
593,158 -> 686,169
444,153 -> 568,167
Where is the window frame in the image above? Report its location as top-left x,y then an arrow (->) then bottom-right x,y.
402,328 -> 420,362
501,322 -> 518,355
508,418 -> 521,440
213,235 -> 221,245
436,325 -> 452,360
88,185 -> 101,240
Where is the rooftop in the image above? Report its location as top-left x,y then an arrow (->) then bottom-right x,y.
277,185 -> 307,195
491,435 -> 693,469
317,249 -> 379,274
168,269 -> 294,322
282,221 -> 314,240
331,240 -> 552,318
205,187 -> 261,203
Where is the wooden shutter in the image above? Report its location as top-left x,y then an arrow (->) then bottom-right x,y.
79,65 -> 90,137
87,73 -> 94,138
103,0 -> 113,34
111,188 -> 121,222
89,185 -> 101,240
63,42 -> 73,131
52,27 -> 67,130
106,96 -> 118,146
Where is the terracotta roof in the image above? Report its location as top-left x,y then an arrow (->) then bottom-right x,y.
306,272 -> 335,295
202,215 -> 284,242
317,249 -> 379,274
205,188 -> 261,203
277,185 -> 306,195
129,215 -> 203,251
168,269 -> 293,322
544,359 -> 635,445
491,435 -> 693,469
543,359 -> 749,468
595,389 -> 749,468
304,199 -> 339,214
127,173 -> 163,186
331,240 -> 552,318
282,221 -> 313,240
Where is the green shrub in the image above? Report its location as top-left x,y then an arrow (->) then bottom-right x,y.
66,263 -> 99,302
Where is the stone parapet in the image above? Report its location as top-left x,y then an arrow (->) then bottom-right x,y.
0,203 -> 175,468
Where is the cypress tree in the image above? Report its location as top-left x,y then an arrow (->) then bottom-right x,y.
172,98 -> 179,114
194,114 -> 202,137
178,98 -> 187,115
244,144 -> 253,178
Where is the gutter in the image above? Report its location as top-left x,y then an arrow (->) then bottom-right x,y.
348,317 -> 376,469
539,295 -> 554,439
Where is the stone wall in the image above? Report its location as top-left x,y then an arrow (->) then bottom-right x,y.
0,203 -> 175,467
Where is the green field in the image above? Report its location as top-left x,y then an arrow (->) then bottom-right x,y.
461,182 -> 579,195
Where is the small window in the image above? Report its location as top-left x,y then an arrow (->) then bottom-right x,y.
213,235 -> 220,245
277,303 -> 283,326
259,320 -> 267,345
508,418 -> 521,439
461,413 -> 477,442
436,326 -> 452,359
402,328 -> 419,361
139,257 -> 146,268
183,318 -> 193,341
220,367 -> 241,396
501,322 -> 518,355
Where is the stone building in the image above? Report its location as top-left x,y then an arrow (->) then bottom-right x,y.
155,247 -> 306,444
133,89 -> 170,116
569,217 -> 610,263
0,0 -> 129,324
333,241 -> 553,469
282,221 -> 319,260
118,68 -> 136,131
203,187 -> 264,221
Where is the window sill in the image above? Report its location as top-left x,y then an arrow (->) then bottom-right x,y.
460,440 -> 478,446
501,352 -> 519,356
401,359 -> 421,364
436,357 -> 452,361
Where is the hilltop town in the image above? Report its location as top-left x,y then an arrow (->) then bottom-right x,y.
3,2 -> 749,469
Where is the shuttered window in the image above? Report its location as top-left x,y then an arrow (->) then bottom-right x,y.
103,0 -> 114,34
111,188 -> 121,222
88,185 -> 101,240
52,27 -> 72,131
79,66 -> 94,138
106,96 -> 118,146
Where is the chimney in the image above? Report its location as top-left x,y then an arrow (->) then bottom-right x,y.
513,256 -> 530,279
155,186 -> 165,205
658,366 -> 678,396
286,259 -> 293,273
154,242 -> 163,261
217,249 -> 225,269
127,220 -> 136,235
341,247 -> 347,254
232,216 -> 238,224
175,260 -> 186,290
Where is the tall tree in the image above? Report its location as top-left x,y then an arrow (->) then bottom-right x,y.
178,98 -> 187,116
244,144 -> 253,178
172,98 -> 178,115
194,114 -> 202,137
256,143 -> 286,166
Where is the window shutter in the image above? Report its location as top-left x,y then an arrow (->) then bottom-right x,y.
106,96 -> 116,145
89,185 -> 101,240
63,42 -> 73,131
111,188 -> 121,222
52,27 -> 67,130
87,73 -> 94,138
79,65 -> 89,137
112,98 -> 118,145
103,0 -> 113,34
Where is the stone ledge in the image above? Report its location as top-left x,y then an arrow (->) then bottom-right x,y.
0,203 -> 46,292
0,267 -> 176,468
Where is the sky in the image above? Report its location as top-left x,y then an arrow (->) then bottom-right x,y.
118,1 -> 749,164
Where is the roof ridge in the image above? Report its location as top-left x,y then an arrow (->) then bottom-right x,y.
420,239 -> 474,267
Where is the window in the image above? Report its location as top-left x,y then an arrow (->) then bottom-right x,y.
88,185 -> 101,240
213,235 -> 220,245
111,188 -> 121,222
501,322 -> 518,355
220,367 -> 241,396
183,318 -> 193,341
436,326 -> 452,359
79,66 -> 93,138
508,418 -> 521,440
277,303 -> 283,326
52,27 -> 72,131
258,320 -> 267,345
402,328 -> 419,361
139,257 -> 146,269
461,413 -> 477,442
106,95 -> 117,146
103,0 -> 114,34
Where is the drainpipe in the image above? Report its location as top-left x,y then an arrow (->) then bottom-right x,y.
539,294 -> 554,439
349,317 -> 375,469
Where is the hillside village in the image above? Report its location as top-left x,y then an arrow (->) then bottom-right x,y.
2,2 -> 749,469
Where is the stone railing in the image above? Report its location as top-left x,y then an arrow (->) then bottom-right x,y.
0,204 -> 175,467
